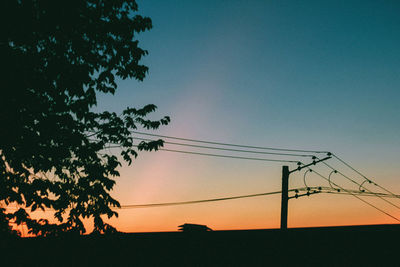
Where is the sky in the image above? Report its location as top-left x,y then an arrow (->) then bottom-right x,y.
25,0 -> 400,234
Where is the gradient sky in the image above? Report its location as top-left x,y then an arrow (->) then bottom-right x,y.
26,0 -> 400,234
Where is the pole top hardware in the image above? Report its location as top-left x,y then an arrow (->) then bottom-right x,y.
289,156 -> 331,174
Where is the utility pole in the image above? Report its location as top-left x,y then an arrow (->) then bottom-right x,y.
280,156 -> 331,230
280,166 -> 289,230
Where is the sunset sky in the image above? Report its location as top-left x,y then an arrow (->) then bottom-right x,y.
25,0 -> 400,233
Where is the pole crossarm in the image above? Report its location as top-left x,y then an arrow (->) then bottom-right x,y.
289,156 -> 331,174
288,190 -> 321,199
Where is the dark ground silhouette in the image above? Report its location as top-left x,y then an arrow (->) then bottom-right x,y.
1,224 -> 399,266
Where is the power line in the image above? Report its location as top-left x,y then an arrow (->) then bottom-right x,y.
4,190 -> 284,211
132,137 -> 315,158
297,186 -> 400,198
118,190 -> 285,209
332,153 -> 400,201
3,190 -> 284,210
318,159 -> 400,210
308,168 -> 400,223
104,145 -> 302,163
133,146 -> 301,163
323,190 -> 400,198
131,131 -> 329,154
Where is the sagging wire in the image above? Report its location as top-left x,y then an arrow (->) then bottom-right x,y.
308,168 -> 400,223
303,169 -> 312,190
331,153 -> 400,200
131,137 -> 316,158
319,158 -> 400,210
131,131 -> 330,154
328,170 -> 340,192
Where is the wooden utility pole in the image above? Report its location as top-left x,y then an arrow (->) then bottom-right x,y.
280,166 -> 289,230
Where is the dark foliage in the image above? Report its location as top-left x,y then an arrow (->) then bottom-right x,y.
0,0 -> 169,236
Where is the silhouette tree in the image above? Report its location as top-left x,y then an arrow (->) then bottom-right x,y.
0,0 -> 169,236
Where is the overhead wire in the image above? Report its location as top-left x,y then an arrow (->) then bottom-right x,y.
131,131 -> 329,154
132,137 -> 315,158
323,191 -> 400,198
331,153 -> 400,201
4,190 -> 291,211
317,158 -> 400,210
131,145 -> 300,163
296,186 -> 400,199
118,190 -> 285,209
306,167 -> 400,223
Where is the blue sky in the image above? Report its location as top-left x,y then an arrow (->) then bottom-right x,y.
101,0 -> 400,150
94,0 -> 400,231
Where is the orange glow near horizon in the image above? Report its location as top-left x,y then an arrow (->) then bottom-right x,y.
11,186 -> 400,236
105,197 -> 399,233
